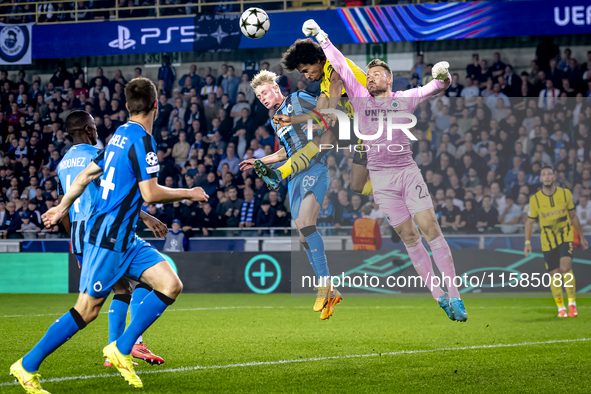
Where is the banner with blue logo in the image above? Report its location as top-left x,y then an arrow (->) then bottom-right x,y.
33,15 -> 241,59
31,0 -> 591,59
0,23 -> 33,65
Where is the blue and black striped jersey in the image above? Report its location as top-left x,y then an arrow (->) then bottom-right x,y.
272,91 -> 327,168
85,121 -> 159,252
57,144 -> 101,255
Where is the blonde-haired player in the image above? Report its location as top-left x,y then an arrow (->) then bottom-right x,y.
525,166 -> 588,317
241,70 -> 341,320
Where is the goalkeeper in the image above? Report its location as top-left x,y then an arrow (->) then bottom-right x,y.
299,20 -> 469,321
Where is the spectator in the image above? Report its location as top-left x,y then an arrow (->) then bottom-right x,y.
538,80 -> 560,110
466,53 -> 480,80
217,144 -> 240,175
234,108 -> 256,143
230,93 -> 251,126
158,56 -> 176,97
221,66 -> 241,103
276,66 -> 290,95
458,199 -> 478,233
88,68 -> 109,90
89,77 -> 110,102
237,73 -> 255,104
446,73 -> 463,97
476,195 -> 499,232
576,193 -> 591,233
179,64 -> 201,90
163,219 -> 188,252
256,198 -> 277,229
199,75 -> 218,99
197,202 -> 218,236
498,196 -> 521,234
172,131 -> 190,166
19,212 -> 39,239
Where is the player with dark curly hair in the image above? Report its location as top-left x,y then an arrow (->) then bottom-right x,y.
254,38 -> 373,196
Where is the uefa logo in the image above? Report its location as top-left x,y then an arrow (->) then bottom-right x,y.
0,25 -> 29,63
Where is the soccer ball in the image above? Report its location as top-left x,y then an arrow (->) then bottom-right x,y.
240,8 -> 270,39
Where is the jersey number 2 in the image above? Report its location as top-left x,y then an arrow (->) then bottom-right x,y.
416,184 -> 429,199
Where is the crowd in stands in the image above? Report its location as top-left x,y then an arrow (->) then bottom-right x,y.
0,0 -> 287,23
1,44 -> 591,242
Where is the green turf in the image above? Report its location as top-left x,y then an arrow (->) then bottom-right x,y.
1,294 -> 590,393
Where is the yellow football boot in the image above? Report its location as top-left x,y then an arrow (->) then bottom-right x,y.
313,286 -> 331,312
9,359 -> 50,394
320,289 -> 342,320
103,341 -> 143,388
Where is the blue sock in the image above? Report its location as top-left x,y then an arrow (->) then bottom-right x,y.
301,226 -> 330,279
108,294 -> 130,344
302,242 -> 316,274
130,283 -> 152,321
116,291 -> 174,355
22,309 -> 86,372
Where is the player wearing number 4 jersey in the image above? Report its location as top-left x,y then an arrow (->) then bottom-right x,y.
525,166 -> 588,318
303,20 -> 467,321
56,111 -> 166,369
11,79 -> 208,394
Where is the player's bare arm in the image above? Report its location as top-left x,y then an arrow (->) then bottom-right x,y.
139,210 -> 169,239
138,177 -> 208,204
274,70 -> 342,129
240,148 -> 288,171
524,216 -> 536,257
42,161 -> 104,227
569,209 -> 589,250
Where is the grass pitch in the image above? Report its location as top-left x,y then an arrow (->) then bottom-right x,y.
1,294 -> 590,393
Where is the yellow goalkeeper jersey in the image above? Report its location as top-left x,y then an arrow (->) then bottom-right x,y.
321,58 -> 366,119
528,187 -> 575,251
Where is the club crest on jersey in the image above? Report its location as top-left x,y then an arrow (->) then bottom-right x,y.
286,104 -> 293,114
146,152 -> 158,166
391,100 -> 399,109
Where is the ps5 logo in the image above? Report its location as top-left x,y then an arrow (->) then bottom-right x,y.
109,25 -> 208,51
109,26 -> 136,50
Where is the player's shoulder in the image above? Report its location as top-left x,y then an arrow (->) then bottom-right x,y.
530,190 -> 542,203
557,187 -> 572,198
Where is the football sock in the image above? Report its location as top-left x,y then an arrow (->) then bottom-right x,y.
130,283 -> 152,344
361,179 -> 372,195
428,234 -> 460,298
278,142 -> 319,179
130,283 -> 152,320
108,294 -> 131,344
302,241 -> 315,272
563,270 -> 576,305
116,291 -> 174,355
301,225 -> 330,287
22,308 -> 87,373
405,239 -> 444,300
550,280 -> 565,310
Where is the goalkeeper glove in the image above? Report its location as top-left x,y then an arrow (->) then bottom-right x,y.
302,19 -> 328,44
432,61 -> 450,81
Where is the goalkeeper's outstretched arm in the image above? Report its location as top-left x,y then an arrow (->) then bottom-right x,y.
302,20 -> 369,100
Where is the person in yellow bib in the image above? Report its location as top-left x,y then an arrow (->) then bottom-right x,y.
253,38 -> 373,196
524,166 -> 588,318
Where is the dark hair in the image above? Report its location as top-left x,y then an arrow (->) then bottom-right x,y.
65,110 -> 92,137
281,38 -> 326,71
541,165 -> 554,173
125,78 -> 157,116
